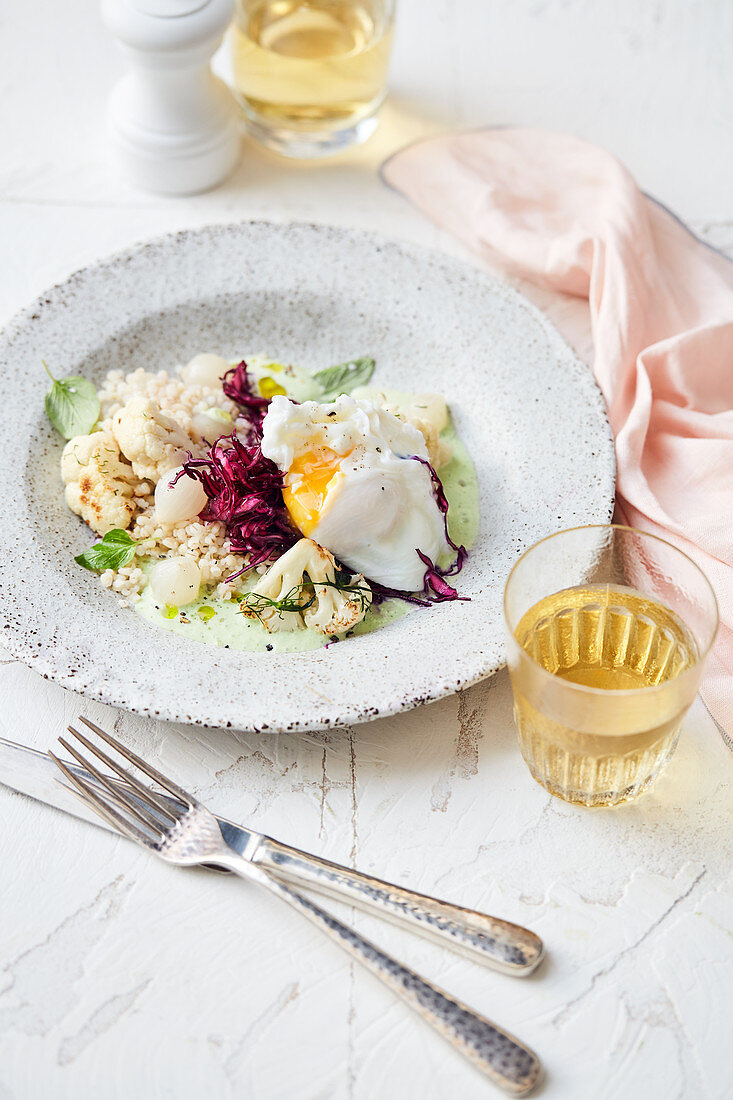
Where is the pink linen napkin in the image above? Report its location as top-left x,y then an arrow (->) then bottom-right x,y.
383,128 -> 733,740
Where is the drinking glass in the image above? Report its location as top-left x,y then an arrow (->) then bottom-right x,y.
503,525 -> 718,807
228,0 -> 396,157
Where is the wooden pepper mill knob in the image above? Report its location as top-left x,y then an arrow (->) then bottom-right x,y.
101,0 -> 240,195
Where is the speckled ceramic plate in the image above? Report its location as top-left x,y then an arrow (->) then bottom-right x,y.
0,222 -> 615,732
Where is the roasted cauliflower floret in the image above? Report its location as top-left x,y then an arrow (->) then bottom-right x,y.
241,538 -> 372,635
111,397 -> 192,483
61,430 -> 138,535
241,541 -> 310,633
303,568 -> 372,635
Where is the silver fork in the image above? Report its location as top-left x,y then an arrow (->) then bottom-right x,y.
51,719 -> 542,1096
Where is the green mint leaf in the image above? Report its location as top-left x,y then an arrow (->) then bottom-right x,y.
44,363 -> 100,439
312,357 -> 375,400
74,529 -> 137,572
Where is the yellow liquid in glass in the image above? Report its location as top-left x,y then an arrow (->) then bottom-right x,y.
230,0 -> 394,126
512,585 -> 698,805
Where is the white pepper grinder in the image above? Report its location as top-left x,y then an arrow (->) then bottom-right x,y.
101,0 -> 240,195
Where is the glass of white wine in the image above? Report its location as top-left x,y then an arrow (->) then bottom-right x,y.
503,525 -> 718,807
228,0 -> 396,157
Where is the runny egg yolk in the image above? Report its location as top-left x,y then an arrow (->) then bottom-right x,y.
282,448 -> 347,536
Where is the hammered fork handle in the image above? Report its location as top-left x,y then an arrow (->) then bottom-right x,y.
252,836 -> 543,976
217,850 -> 542,1096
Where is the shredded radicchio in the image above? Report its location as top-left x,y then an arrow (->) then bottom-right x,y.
181,359 -> 297,577
409,455 -> 469,602
222,360 -> 270,439
183,435 -> 296,576
370,582 -> 432,609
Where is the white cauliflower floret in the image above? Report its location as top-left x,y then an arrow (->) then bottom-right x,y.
61,430 -> 139,535
111,397 -> 192,483
242,538 -> 372,635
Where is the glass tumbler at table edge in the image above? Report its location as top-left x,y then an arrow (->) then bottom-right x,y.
503,525 -> 718,807
228,0 -> 396,158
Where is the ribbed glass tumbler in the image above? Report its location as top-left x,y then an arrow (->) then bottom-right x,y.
503,526 -> 718,807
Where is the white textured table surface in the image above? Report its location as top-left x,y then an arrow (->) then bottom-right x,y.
1,2 -> 731,1099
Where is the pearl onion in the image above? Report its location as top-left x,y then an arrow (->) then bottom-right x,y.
150,557 -> 201,607
180,353 -> 230,388
154,466 -> 207,525
190,408 -> 233,443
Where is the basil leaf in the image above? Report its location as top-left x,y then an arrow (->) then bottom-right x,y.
312,357 -> 375,400
44,362 -> 99,439
74,529 -> 137,573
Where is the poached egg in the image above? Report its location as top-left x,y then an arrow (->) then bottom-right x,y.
260,395 -> 449,591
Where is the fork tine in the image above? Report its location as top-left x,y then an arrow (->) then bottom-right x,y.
49,752 -> 157,847
78,717 -> 194,806
64,725 -> 179,825
60,735 -> 168,837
